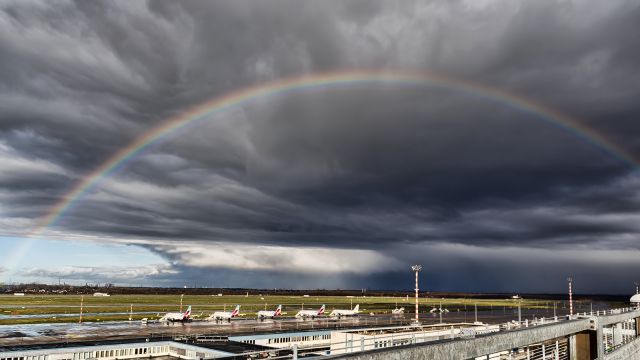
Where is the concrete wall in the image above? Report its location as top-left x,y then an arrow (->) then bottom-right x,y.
0,341 -> 230,360
602,336 -> 640,360
598,309 -> 640,327
327,319 -> 591,360
331,328 -> 456,355
595,310 -> 640,359
326,310 -> 640,360
329,325 -> 500,355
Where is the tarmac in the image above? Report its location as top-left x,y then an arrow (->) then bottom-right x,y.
0,308 -> 564,348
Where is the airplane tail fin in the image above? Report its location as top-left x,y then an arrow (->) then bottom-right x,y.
353,304 -> 360,313
231,305 -> 241,317
184,306 -> 192,317
275,305 -> 282,316
318,304 -> 325,315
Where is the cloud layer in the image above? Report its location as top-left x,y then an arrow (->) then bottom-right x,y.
1,0 -> 639,292
20,264 -> 177,285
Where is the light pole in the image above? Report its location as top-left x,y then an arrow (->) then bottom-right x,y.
79,295 -> 84,324
474,303 -> 478,323
411,265 -> 422,323
567,277 -> 573,316
518,300 -> 522,324
180,294 -> 184,312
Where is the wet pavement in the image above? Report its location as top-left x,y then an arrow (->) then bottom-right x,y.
0,311 -> 160,320
0,307 -> 576,348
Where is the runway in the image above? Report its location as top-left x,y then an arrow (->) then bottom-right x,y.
0,307 -> 566,348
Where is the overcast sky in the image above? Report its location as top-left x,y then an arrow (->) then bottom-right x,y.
1,0 -> 639,294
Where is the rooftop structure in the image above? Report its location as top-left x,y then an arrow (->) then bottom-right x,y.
330,323 -> 498,355
0,341 -> 232,360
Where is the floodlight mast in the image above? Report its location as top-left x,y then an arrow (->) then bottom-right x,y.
412,265 -> 422,323
567,277 -> 573,316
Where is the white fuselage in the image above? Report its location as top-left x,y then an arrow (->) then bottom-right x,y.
330,305 -> 359,317
162,312 -> 187,322
296,310 -> 319,318
209,311 -> 234,320
296,310 -> 323,318
208,306 -> 240,321
295,305 -> 325,319
257,305 -> 281,319
208,305 -> 240,321
257,310 -> 277,319
330,310 -> 357,317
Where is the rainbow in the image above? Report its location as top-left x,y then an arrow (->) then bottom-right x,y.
4,69 -> 637,279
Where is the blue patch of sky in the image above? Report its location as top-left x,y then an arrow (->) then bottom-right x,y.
0,236 -> 167,283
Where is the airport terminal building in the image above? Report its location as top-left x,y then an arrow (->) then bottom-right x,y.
0,341 -> 232,360
0,322 -> 496,360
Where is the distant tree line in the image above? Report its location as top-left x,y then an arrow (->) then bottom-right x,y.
0,283 -> 630,301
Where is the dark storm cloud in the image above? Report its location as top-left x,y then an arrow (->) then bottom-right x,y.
1,0 -> 640,291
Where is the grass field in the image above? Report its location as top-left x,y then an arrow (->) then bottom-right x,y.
0,294 -> 561,325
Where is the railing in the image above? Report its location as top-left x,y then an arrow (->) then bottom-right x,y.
209,307 -> 640,360
602,319 -> 639,354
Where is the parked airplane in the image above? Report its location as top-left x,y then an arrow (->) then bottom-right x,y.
295,304 -> 325,319
430,307 -> 450,313
208,305 -> 241,322
257,304 -> 282,319
330,304 -> 360,318
160,306 -> 191,322
391,307 -> 405,314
